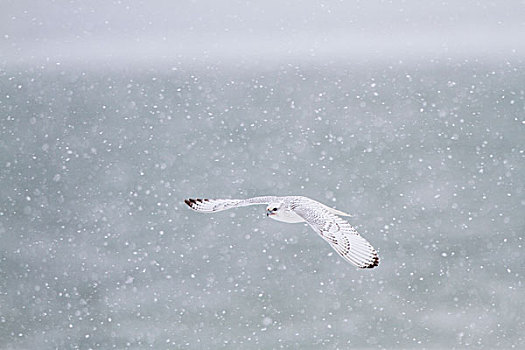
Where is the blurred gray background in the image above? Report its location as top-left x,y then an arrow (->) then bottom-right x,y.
1,1 -> 524,349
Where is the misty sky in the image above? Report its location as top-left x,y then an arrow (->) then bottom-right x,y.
2,0 -> 525,65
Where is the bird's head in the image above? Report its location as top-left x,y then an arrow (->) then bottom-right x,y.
266,203 -> 282,217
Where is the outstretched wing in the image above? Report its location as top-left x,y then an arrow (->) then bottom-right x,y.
184,196 -> 278,213
291,201 -> 379,269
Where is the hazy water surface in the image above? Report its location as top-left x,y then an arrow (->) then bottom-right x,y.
0,61 -> 524,348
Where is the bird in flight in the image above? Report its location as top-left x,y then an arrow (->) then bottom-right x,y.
184,196 -> 379,269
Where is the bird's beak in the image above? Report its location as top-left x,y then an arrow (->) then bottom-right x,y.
266,210 -> 272,217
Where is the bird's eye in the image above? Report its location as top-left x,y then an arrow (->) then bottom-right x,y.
272,208 -> 277,211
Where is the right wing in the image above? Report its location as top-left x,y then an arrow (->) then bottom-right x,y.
184,196 -> 277,213
291,201 -> 379,269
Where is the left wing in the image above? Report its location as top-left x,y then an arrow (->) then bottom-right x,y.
184,196 -> 277,213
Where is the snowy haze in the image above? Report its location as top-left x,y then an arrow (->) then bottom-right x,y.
1,1 -> 525,349
2,0 -> 525,64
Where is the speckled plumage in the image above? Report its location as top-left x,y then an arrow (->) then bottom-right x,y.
184,196 -> 379,269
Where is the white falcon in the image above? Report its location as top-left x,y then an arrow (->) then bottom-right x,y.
184,196 -> 379,269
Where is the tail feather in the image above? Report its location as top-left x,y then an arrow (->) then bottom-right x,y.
327,207 -> 353,217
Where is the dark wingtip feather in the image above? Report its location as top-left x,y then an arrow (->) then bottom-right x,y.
363,255 -> 380,269
185,198 -> 209,209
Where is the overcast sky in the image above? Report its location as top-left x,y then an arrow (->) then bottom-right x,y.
2,0 -> 525,65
